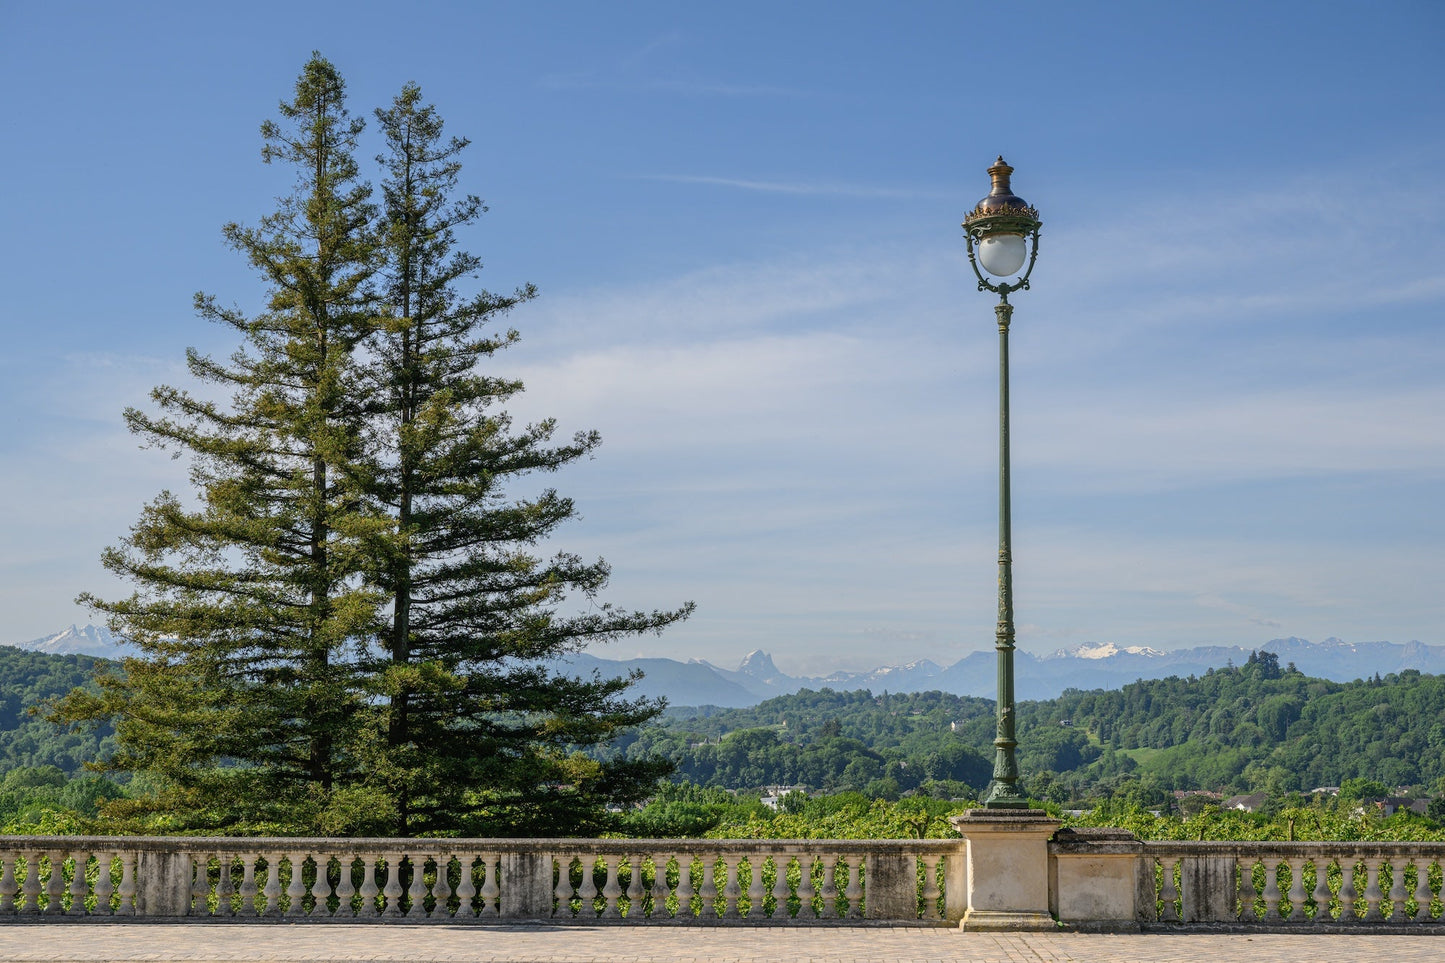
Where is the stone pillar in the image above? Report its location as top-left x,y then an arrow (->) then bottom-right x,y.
949,809 -> 1060,931
863,853 -> 916,920
499,851 -> 554,918
1180,855 -> 1237,922
1048,827 -> 1143,931
134,851 -> 194,917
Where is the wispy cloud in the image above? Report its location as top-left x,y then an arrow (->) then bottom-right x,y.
539,74 -> 808,97
641,174 -> 945,200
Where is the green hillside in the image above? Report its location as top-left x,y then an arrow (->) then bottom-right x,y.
0,647 -> 116,774
618,652 -> 1445,806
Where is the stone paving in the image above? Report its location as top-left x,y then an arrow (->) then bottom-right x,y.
0,924 -> 1442,963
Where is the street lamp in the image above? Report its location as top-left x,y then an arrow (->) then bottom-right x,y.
963,156 -> 1041,810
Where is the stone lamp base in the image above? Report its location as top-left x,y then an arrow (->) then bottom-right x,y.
949,808 -> 1061,931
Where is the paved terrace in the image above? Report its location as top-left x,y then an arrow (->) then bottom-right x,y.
0,924 -> 1441,963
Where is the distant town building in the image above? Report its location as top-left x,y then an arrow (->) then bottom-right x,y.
1223,792 -> 1267,812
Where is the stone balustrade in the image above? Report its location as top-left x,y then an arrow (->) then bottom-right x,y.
1139,840 -> 1445,928
0,837 -> 963,923
4,831 -> 1445,930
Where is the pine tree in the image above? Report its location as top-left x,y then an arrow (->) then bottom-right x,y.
358,84 -> 690,835
55,61 -> 691,836
53,54 -> 385,832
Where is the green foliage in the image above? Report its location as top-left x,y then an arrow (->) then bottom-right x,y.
1066,800 -> 1445,843
0,766 -> 127,834
616,689 -> 994,797
0,648 -> 115,774
1339,777 -> 1391,800
619,784 -> 970,840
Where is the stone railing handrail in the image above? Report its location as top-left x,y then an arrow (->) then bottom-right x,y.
0,835 -> 963,923
1141,840 -> 1445,858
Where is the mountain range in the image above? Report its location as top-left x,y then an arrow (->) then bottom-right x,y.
7,625 -> 1443,707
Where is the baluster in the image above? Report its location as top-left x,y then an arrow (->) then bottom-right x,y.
698,854 -> 720,918
457,854 -> 480,919
745,855 -> 767,918
405,854 -> 429,918
425,854 -> 447,919
844,854 -> 864,919
624,854 -> 645,918
577,854 -> 600,918
92,853 -> 115,917
553,856 -> 574,918
115,852 -> 137,916
770,852 -> 792,919
1362,857 -> 1385,921
1413,859 -> 1435,921
306,855 -> 332,918
43,851 -> 66,915
673,854 -> 695,920
819,855 -> 839,919
282,853 -> 308,917
720,855 -> 742,919
354,855 -> 378,918
479,853 -> 500,918
1159,857 -> 1179,922
599,854 -> 622,919
450,850 -> 473,919
235,856 -> 261,913
921,855 -> 942,921
1338,857 -> 1359,920
649,854 -> 672,918
1236,858 -> 1256,921
18,851 -> 40,916
66,851 -> 90,916
1311,858 -> 1334,921
433,855 -> 457,920
214,854 -> 235,918
1261,857 -> 1284,920
1388,856 -> 1408,921
380,853 -> 404,917
448,854 -> 472,919
189,854 -> 210,917
0,852 -> 17,915
1286,857 -> 1308,921
257,853 -> 281,917
336,854 -> 361,918
795,854 -> 816,918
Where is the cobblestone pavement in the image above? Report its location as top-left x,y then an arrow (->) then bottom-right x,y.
0,925 -> 1442,963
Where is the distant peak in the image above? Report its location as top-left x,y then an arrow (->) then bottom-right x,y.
738,650 -> 778,673
1049,642 -> 1165,660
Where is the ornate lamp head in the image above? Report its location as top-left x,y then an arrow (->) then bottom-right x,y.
963,157 -> 1042,293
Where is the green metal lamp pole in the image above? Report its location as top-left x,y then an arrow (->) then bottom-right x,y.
962,157 -> 1042,809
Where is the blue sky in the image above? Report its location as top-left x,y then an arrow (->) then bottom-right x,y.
1,1 -> 1441,672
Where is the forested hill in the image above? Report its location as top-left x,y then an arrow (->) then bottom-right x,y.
8,645 -> 1445,808
613,653 -> 1445,805
0,647 -> 115,774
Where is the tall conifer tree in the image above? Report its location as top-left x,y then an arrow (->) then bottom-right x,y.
54,55 -> 384,831
359,85 -> 690,835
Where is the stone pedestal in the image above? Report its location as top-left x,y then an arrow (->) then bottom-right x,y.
1049,827 -> 1143,930
949,809 -> 1060,931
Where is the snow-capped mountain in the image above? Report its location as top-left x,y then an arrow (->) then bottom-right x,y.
4,624 -> 126,658
1048,642 -> 1166,660
7,625 -> 1444,707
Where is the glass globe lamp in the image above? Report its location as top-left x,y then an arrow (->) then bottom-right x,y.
963,157 -> 1041,286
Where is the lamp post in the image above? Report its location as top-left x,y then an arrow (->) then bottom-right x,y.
962,156 -> 1041,810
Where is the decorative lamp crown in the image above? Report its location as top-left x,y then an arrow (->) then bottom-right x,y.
963,156 -> 1041,239
963,156 -> 1042,283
